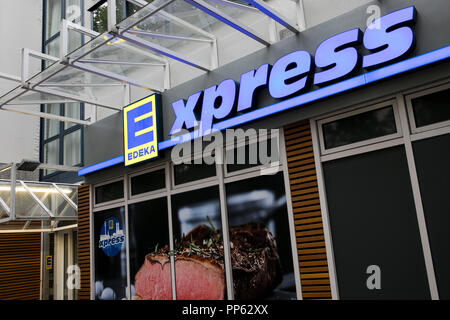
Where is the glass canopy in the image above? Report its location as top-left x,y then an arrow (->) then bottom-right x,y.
0,179 -> 78,232
0,0 -> 300,124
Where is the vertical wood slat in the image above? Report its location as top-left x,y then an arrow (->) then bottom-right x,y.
0,230 -> 41,300
284,120 -> 332,300
77,184 -> 91,300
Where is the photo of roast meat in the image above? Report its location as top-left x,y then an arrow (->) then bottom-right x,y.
133,223 -> 282,300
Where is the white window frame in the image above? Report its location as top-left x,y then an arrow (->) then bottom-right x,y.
317,99 -> 403,157
406,81 -> 450,134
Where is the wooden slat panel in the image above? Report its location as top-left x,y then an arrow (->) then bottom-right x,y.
0,232 -> 41,300
284,120 -> 332,300
77,184 -> 91,300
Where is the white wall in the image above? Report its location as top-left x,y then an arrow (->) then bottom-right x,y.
0,0 -> 42,164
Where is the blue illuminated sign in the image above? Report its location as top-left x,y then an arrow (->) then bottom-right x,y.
363,6 -> 416,68
169,6 -> 416,136
78,6 -> 450,176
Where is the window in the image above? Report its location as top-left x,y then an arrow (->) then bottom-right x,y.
407,85 -> 450,132
173,163 -> 216,186
90,0 -> 143,33
95,180 -> 124,204
41,0 -> 85,181
318,102 -> 401,154
130,168 -> 166,196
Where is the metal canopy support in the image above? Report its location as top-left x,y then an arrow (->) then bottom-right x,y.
61,19 -> 170,92
21,48 -> 59,86
30,85 -> 121,110
117,31 -> 212,72
10,164 -> 16,220
1,107 -> 92,126
0,197 -> 10,217
113,0 -> 218,71
52,183 -> 78,211
69,60 -> 164,92
19,181 -> 54,218
184,0 -> 271,46
244,0 -> 300,33
0,72 -> 21,83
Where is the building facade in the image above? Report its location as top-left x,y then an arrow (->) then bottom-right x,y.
1,0 -> 449,301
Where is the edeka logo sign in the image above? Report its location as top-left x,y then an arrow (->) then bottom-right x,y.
98,217 -> 125,257
123,93 -> 160,166
169,6 -> 416,137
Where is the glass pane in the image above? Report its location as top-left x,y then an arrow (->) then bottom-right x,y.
64,103 -> 82,129
173,163 -> 215,185
322,146 -> 430,299
66,0 -> 82,22
68,27 -> 83,55
225,172 -> 295,300
0,86 -> 26,106
412,88 -> 450,128
43,139 -> 60,175
171,186 -> 227,300
95,180 -> 124,204
322,106 -> 397,150
128,197 -> 171,300
63,130 -> 81,166
413,133 -> 450,299
130,169 -> 166,196
46,0 -> 61,39
94,207 -> 127,300
44,104 -> 61,139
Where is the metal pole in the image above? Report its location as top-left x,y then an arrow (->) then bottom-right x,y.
10,164 -> 16,220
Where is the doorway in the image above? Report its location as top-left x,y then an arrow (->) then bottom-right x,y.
54,229 -> 78,300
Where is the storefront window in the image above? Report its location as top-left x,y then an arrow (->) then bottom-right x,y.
225,172 -> 295,300
128,197 -> 171,300
95,180 -> 124,204
130,168 -> 166,196
94,207 -> 127,300
171,186 -> 227,300
92,160 -> 296,300
321,106 -> 398,150
411,88 -> 450,128
173,163 -> 216,185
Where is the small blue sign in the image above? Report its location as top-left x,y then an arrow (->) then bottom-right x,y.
98,217 -> 125,257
